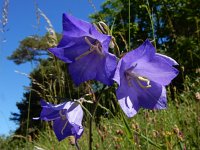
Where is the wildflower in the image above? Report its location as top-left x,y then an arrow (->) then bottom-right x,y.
113,39 -> 179,117
49,13 -> 117,86
36,99 -> 84,142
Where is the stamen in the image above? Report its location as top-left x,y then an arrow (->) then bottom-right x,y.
75,37 -> 104,61
59,110 -> 69,135
137,76 -> 151,88
84,37 -> 94,48
75,49 -> 93,61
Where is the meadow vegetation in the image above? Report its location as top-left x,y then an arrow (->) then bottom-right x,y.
0,0 -> 199,149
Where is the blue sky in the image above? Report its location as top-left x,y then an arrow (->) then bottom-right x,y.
0,0 -> 104,136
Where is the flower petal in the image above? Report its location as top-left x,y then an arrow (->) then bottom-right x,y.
62,13 -> 111,43
53,119 -> 73,141
116,77 -> 140,117
68,52 -> 116,85
67,103 -> 83,127
53,118 -> 83,141
49,36 -> 91,63
68,53 -> 101,85
49,13 -> 117,85
39,100 -> 67,121
121,39 -> 155,69
62,13 -> 93,37
70,124 -> 84,140
114,39 -> 178,117
116,75 -> 164,117
117,94 -> 139,117
153,86 -> 167,109
96,53 -> 117,85
113,59 -> 126,86
136,81 -> 163,109
49,34 -> 112,63
155,53 -> 178,66
134,54 -> 179,85
122,39 -> 179,85
89,25 -> 111,44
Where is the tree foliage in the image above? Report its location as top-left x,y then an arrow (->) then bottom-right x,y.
7,33 -> 61,64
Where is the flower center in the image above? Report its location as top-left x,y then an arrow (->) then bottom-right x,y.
125,64 -> 151,89
75,37 -> 104,61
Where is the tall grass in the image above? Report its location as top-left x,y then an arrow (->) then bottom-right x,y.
1,78 -> 198,149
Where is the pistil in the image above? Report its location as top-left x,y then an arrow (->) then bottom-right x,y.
59,110 -> 69,135
61,120 -> 68,135
125,65 -> 151,89
75,37 -> 104,61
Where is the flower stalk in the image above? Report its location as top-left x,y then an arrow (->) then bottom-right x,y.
89,85 -> 106,150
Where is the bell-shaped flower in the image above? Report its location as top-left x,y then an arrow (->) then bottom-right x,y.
113,39 -> 179,117
36,99 -> 84,142
49,13 -> 117,86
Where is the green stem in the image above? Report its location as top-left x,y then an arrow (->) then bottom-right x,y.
76,142 -> 80,150
197,99 -> 200,148
89,115 -> 92,150
89,86 -> 106,150
146,0 -> 156,48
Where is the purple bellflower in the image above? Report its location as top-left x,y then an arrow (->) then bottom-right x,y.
49,13 -> 117,86
36,99 -> 84,142
113,39 -> 179,117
